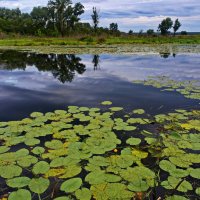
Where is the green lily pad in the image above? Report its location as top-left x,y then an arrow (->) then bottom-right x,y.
109,107 -> 123,112
0,165 -> 22,179
101,101 -> 112,105
7,177 -> 31,188
60,178 -> 82,193
75,188 -> 92,200
32,161 -> 50,175
29,178 -> 50,194
196,187 -> 200,195
126,138 -> 141,146
128,180 -> 149,192
133,109 -> 145,114
166,195 -> 188,200
0,146 -> 10,154
32,147 -> 45,155
189,168 -> 200,179
8,189 -> 31,200
159,160 -> 176,172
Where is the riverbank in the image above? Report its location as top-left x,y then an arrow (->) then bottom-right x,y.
0,44 -> 200,55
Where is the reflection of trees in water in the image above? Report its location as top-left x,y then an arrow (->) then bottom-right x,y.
159,52 -> 176,59
92,55 -> 100,71
0,51 -> 86,83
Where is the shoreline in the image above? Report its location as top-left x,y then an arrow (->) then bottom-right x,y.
0,44 -> 200,55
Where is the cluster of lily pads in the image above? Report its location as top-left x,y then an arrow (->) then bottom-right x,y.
133,76 -> 200,100
0,101 -> 199,200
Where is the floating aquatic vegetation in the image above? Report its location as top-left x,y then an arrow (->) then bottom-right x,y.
133,76 -> 200,100
0,103 -> 199,200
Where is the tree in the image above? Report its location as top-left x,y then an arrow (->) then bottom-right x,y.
91,7 -> 99,32
109,23 -> 118,35
181,31 -> 187,35
47,0 -> 84,36
48,0 -> 72,36
147,29 -> 154,36
173,19 -> 181,36
67,2 -> 84,31
31,7 -> 49,35
128,30 -> 133,35
158,17 -> 173,35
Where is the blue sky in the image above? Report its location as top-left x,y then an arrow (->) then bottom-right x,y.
0,0 -> 200,32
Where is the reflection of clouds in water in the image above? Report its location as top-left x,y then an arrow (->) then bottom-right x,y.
80,54 -> 200,82
0,54 -> 199,93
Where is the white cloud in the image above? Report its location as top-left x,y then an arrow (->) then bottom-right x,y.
0,0 -> 200,31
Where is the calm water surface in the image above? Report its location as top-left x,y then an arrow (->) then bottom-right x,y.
0,50 -> 199,121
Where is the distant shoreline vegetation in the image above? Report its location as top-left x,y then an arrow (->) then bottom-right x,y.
0,0 -> 197,40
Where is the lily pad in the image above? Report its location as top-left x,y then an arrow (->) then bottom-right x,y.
60,178 -> 82,193
75,188 -> 92,200
8,189 -> 31,200
101,101 -> 112,105
7,177 -> 31,188
126,138 -> 141,146
29,178 -> 50,194
32,161 -> 50,175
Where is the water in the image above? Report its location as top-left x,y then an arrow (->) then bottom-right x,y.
0,50 -> 199,121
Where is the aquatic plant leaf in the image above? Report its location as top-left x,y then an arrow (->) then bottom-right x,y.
109,107 -> 123,112
159,160 -> 176,172
132,149 -> 148,159
0,146 -> 10,154
85,171 -> 106,185
60,178 -> 82,193
32,161 -> 50,175
169,169 -> 189,178
169,157 -> 192,168
54,197 -> 72,200
128,180 -> 149,192
30,112 -> 43,118
29,178 -> 50,194
17,155 -> 38,168
145,138 -> 157,144
75,188 -> 92,200
101,101 -> 112,105
0,165 -> 22,179
181,120 -> 200,131
161,176 -> 193,192
126,138 -> 141,146
7,177 -> 31,188
8,189 -> 31,200
91,183 -> 133,200
45,140 -> 64,150
24,138 -> 40,146
196,187 -> 200,195
133,109 -> 145,115
166,195 -> 188,200
189,168 -> 200,179
32,147 -> 45,155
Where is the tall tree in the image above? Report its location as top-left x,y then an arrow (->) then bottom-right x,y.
158,17 -> 173,35
48,0 -> 72,36
31,7 -> 49,35
173,19 -> 181,36
91,7 -> 99,32
109,23 -> 118,32
48,0 -> 84,36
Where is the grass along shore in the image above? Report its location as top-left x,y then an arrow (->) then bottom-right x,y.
0,35 -> 200,46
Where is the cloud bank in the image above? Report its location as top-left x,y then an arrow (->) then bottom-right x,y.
0,0 -> 200,31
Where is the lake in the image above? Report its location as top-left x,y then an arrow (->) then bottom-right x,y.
0,50 -> 199,121
0,50 -> 199,200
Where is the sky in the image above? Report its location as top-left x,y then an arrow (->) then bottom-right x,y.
0,0 -> 200,32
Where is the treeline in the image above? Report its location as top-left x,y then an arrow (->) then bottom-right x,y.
0,0 -> 185,37
0,0 -> 119,37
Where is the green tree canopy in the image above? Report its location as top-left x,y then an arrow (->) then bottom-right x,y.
158,17 -> 173,35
